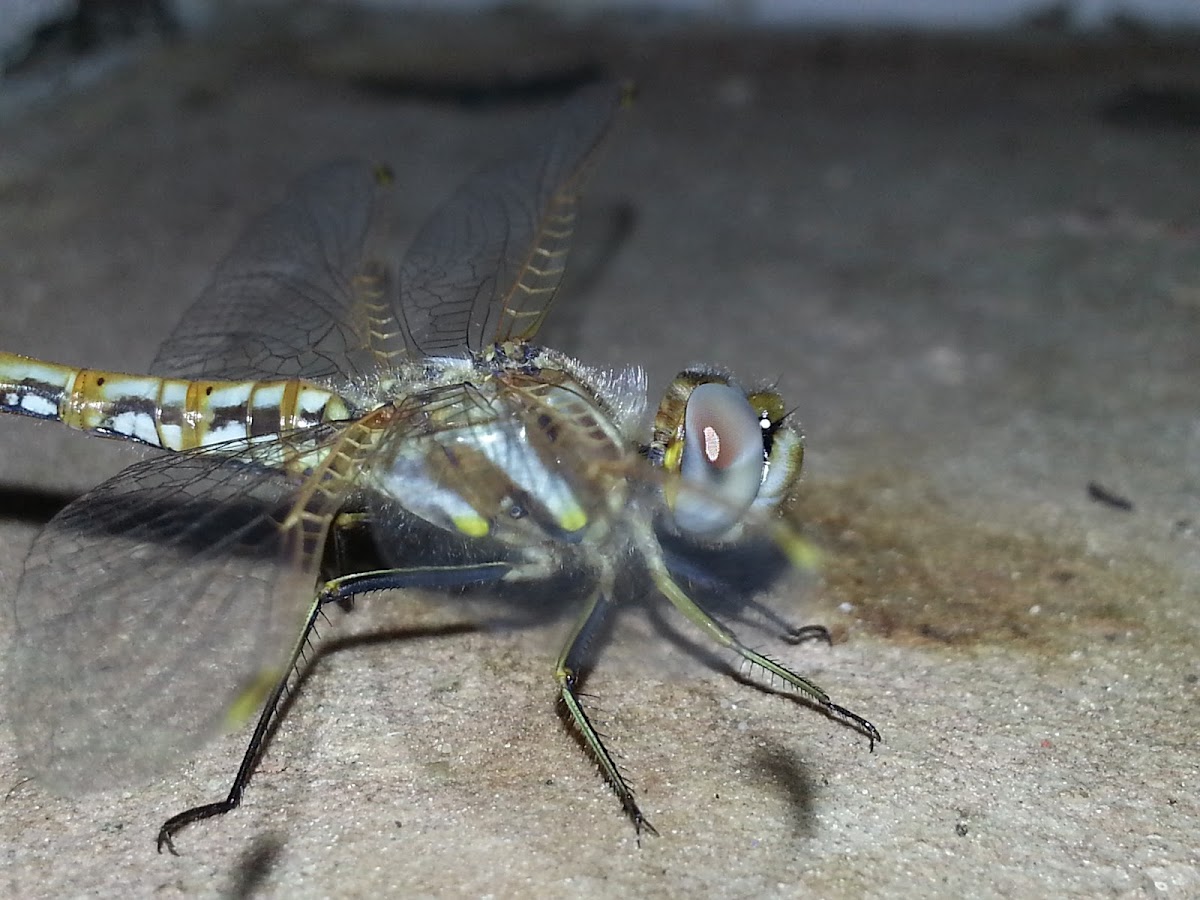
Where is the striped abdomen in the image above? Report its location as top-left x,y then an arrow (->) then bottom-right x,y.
0,352 -> 349,452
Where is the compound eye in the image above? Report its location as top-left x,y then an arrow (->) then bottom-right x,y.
673,382 -> 764,537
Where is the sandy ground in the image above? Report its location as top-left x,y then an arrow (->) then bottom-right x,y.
0,12 -> 1197,899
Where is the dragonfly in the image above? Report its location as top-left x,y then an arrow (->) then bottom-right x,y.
0,81 -> 878,853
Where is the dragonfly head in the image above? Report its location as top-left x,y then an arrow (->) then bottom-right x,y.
649,369 -> 803,540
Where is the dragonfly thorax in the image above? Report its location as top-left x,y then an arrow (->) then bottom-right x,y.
361,344 -> 649,549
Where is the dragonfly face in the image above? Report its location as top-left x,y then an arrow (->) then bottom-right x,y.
0,81 -> 876,852
651,368 -> 805,540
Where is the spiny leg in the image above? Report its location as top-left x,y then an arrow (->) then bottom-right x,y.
156,561 -> 511,854
555,584 -> 658,838
645,555 -> 880,749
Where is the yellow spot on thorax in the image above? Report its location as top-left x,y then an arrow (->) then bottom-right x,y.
453,514 -> 491,538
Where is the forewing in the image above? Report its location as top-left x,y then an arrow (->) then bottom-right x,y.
151,160 -> 385,381
398,81 -> 625,354
6,432 -> 358,791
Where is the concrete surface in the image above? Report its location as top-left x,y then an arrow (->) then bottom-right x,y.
0,12 -> 1198,899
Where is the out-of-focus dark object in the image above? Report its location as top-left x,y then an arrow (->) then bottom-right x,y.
4,0 -> 177,76
1100,84 -> 1200,132
1087,481 -> 1135,512
347,63 -> 607,109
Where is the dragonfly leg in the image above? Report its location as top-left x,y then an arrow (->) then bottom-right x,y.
784,624 -> 834,647
326,511 -> 374,612
555,582 -> 659,838
721,593 -> 834,646
156,561 -> 511,854
645,553 -> 880,750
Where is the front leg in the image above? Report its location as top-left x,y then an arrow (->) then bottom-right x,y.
555,581 -> 658,838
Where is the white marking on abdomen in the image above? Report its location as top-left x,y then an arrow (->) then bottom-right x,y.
205,383 -> 254,408
110,410 -> 161,444
19,394 -> 58,418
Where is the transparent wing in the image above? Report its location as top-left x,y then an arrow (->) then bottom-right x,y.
6,425 -> 371,791
363,381 -> 509,561
397,81 -> 625,355
150,160 -> 385,381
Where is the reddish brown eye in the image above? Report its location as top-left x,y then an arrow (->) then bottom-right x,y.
673,382 -> 764,537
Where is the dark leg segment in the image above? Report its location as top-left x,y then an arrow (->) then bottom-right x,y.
784,624 -> 834,646
555,580 -> 658,837
156,561 -> 510,854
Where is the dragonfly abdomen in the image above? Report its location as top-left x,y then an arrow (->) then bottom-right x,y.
0,352 -> 348,451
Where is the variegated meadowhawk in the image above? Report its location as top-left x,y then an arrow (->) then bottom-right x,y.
0,82 -> 878,853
